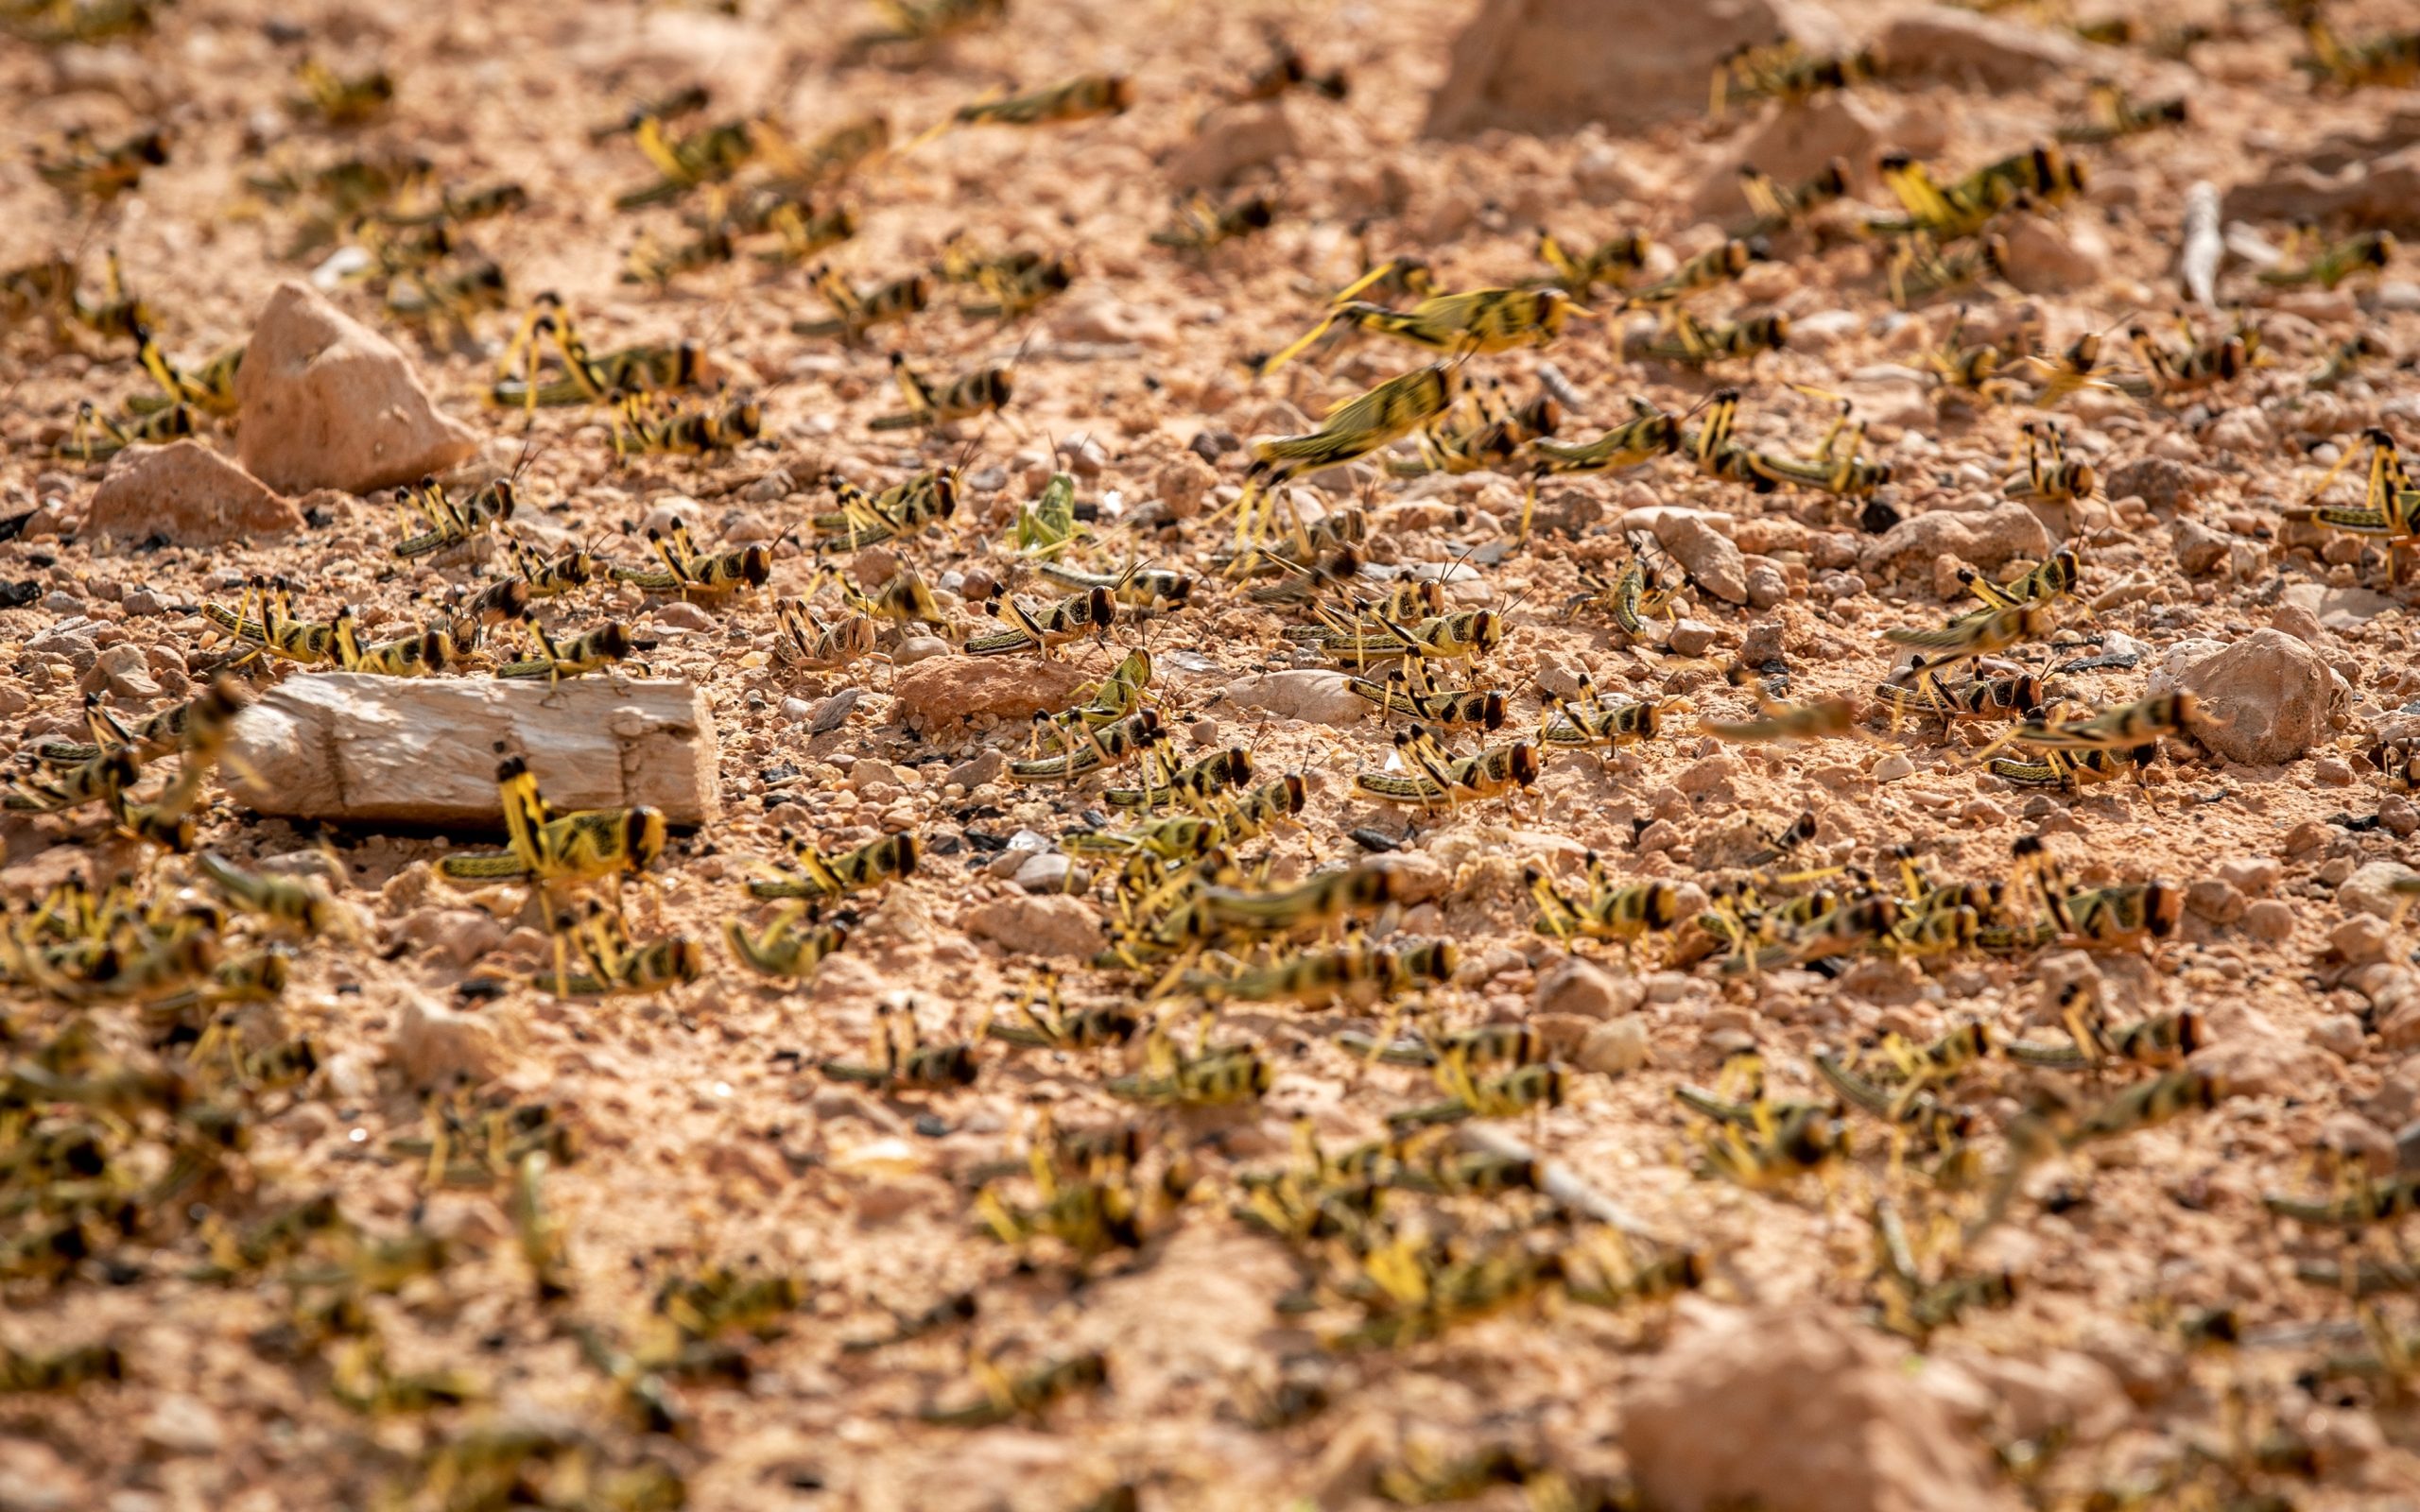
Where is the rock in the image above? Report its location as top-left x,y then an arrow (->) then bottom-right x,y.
2264,605 -> 2325,658
234,281 -> 477,494
580,6 -> 783,112
2191,1009 -> 2326,1097
1623,1305 -> 2022,1512
892,654 -> 1093,730
1152,451 -> 1219,520
399,906 -> 507,968
223,674 -> 719,826
1878,6 -> 2084,88
2219,856 -> 2280,895
1937,1349 -> 2130,1446
1579,1017 -> 1651,1074
1744,559 -> 1790,609
419,1191 -> 510,1246
1695,93 -> 1885,217
1063,423 -> 1123,475
1049,291 -> 1174,348
1860,503 -> 2051,582
2169,518 -> 2230,576
1167,97 -> 1305,189
808,689 -> 860,734
2000,215 -> 2108,292
2187,878 -> 2247,925
1530,1012 -> 1596,1058
2206,406 -> 2274,455
2104,456 -> 2199,513
2313,1014 -> 2369,1060
2241,898 -> 2296,943
1677,753 -> 1738,798
893,635 -> 952,667
1665,617 -> 1720,659
849,757 -> 908,791
739,469 -> 794,505
1368,850 -> 1453,904
2280,581 -> 2397,631
2221,144 -> 2420,233
2030,951 -> 2103,1022
26,617 -> 101,671
86,440 -> 302,545
138,1394 -> 224,1458
2383,983 -> 2420,1053
79,643 -> 159,700
1227,669 -> 1367,726
389,991 -> 510,1088
2174,629 -> 2336,765
1014,852 -> 1073,892
1534,955 -> 1641,1020
2342,861 -> 2420,920
1657,514 -> 1750,605
654,599 -> 716,633
963,893 -> 1104,959
639,499 -> 702,539
2333,915 -> 2394,966
0,1436 -> 83,1511
1425,0 -> 1850,136
945,748 -> 1009,790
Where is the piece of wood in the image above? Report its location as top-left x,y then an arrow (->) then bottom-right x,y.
223,673 -> 719,828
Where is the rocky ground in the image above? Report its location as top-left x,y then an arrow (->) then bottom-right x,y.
5,0 -> 2420,1508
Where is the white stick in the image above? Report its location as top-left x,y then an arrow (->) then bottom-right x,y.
2179,181 -> 2221,309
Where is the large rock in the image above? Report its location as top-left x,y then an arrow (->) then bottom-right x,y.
1425,0 -> 1850,137
1877,6 -> 2083,88
234,281 -> 477,494
1859,502 -> 2051,582
1228,669 -> 1367,726
2222,145 -> 2420,232
223,674 -> 719,827
891,654 -> 1095,731
2173,628 -> 2337,766
87,440 -> 303,545
1622,1305 -> 2022,1512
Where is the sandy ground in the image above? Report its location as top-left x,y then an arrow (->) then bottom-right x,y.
6,0 -> 2420,1508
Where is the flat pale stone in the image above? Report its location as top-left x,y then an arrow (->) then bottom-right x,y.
223,673 -> 718,827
